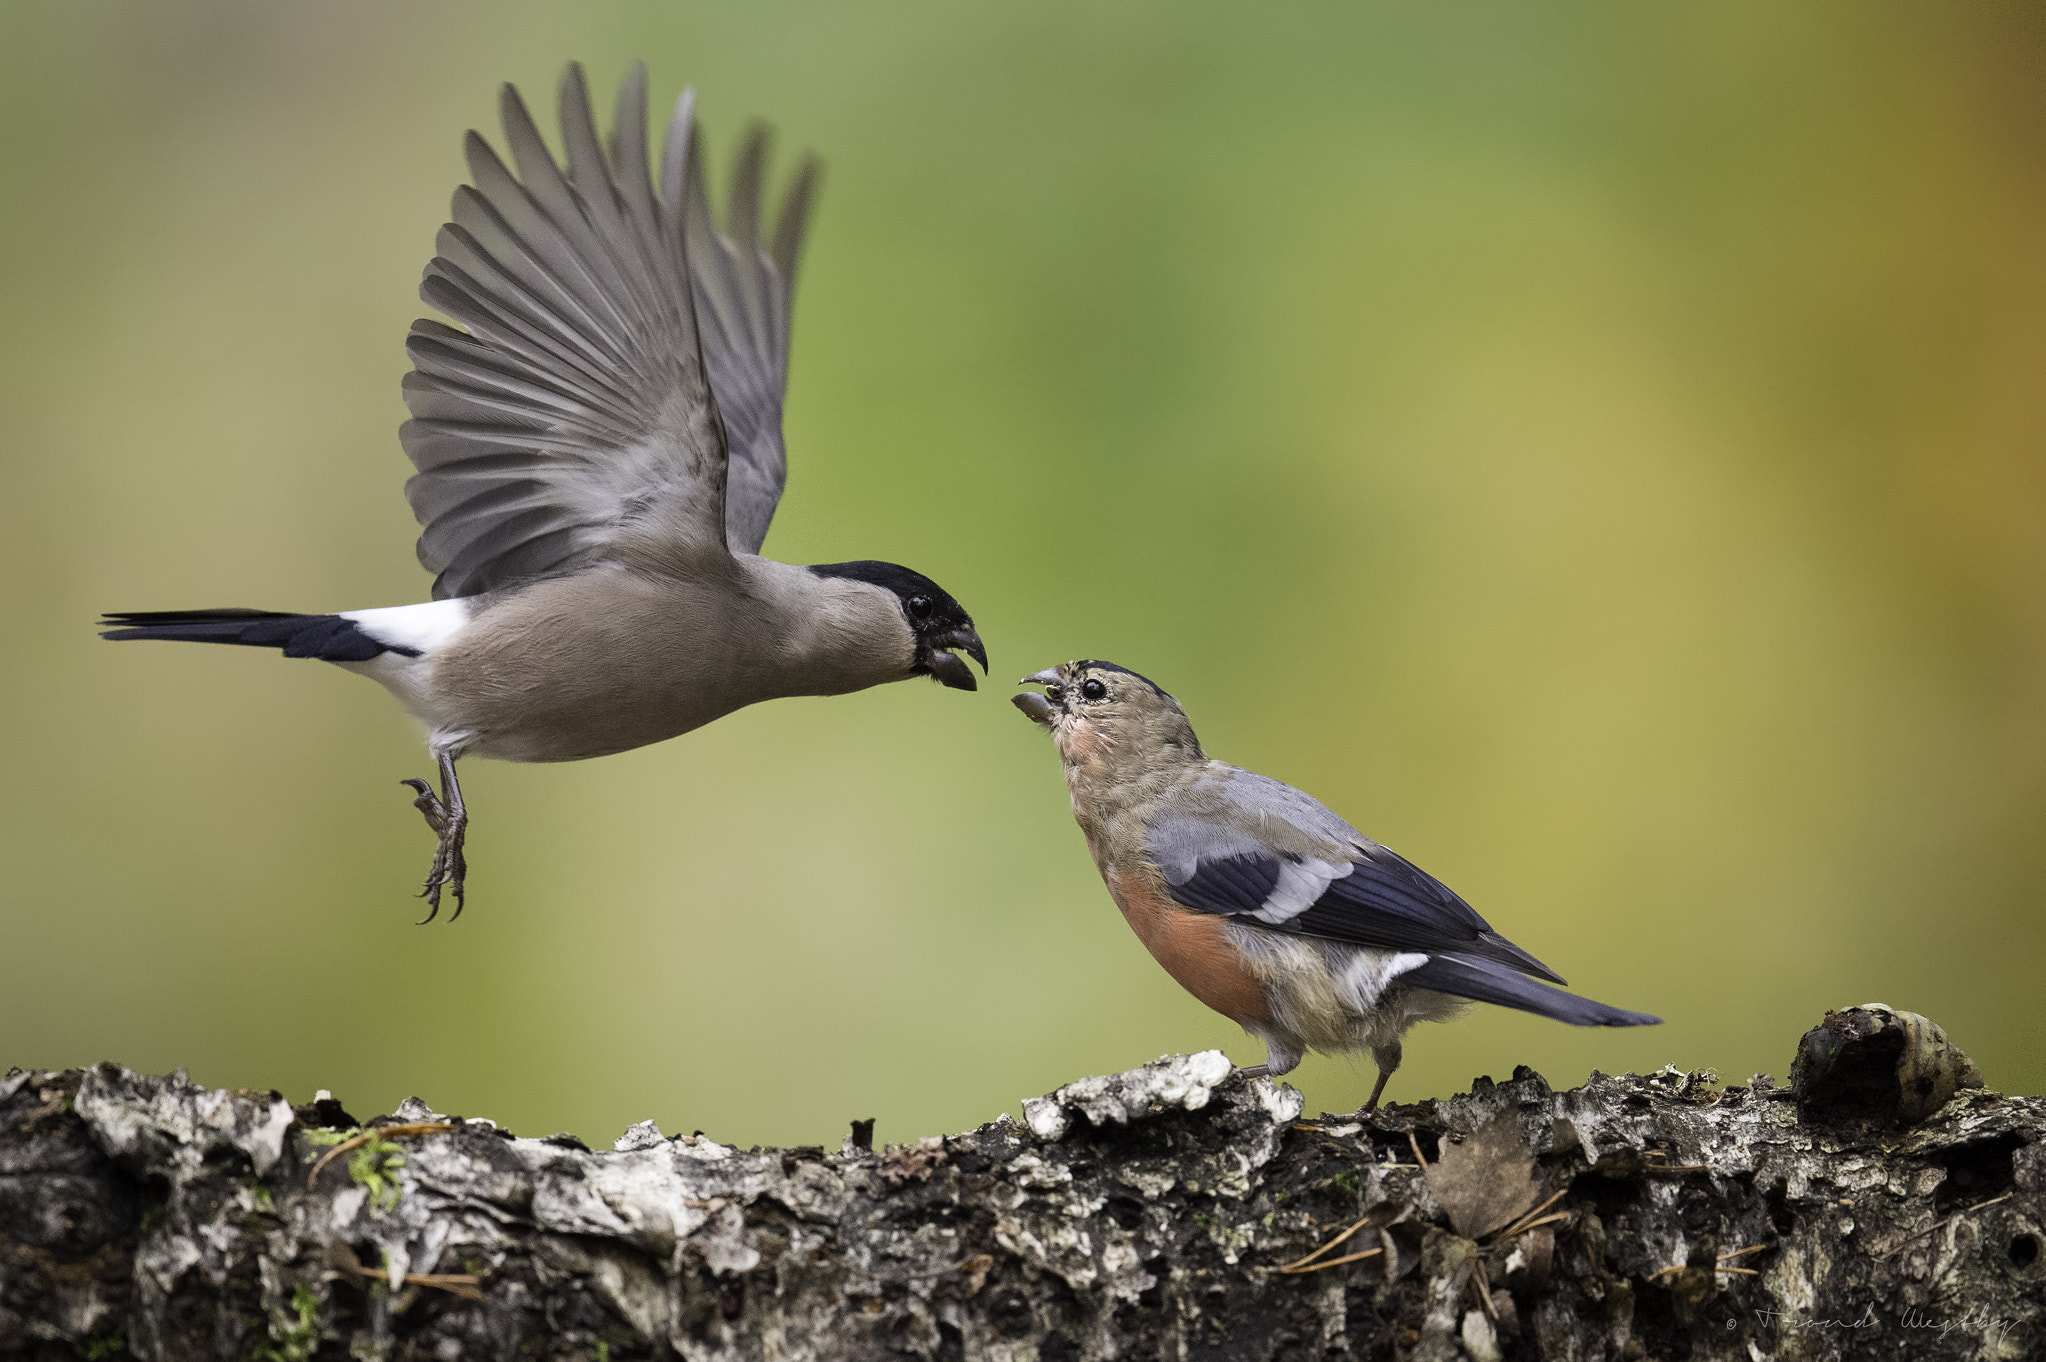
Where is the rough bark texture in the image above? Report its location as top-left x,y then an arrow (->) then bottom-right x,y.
3,1023 -> 2042,1361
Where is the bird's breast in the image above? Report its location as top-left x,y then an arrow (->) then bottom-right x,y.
1055,713 -> 1112,766
1104,870 -> 1272,1026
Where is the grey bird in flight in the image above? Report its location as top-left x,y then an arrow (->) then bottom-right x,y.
102,65 -> 987,919
1014,660 -> 1656,1112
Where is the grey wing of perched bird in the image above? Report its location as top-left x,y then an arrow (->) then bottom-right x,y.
1149,767 -> 1571,985
401,63 -> 733,600
683,121 -> 820,554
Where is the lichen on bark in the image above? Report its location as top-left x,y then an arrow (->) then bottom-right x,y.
3,1020 -> 2041,1360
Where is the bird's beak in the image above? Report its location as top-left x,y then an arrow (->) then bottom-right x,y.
1011,666 -> 1062,728
1011,692 -> 1057,727
927,627 -> 987,691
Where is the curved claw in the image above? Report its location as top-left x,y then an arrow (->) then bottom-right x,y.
400,768 -> 465,923
402,777 -> 447,834
415,853 -> 465,925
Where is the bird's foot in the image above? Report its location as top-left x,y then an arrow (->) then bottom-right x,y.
1360,1067 -> 1395,1117
400,778 -> 468,923
1233,1064 -> 1271,1080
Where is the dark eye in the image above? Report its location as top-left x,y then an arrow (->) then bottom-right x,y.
905,594 -> 933,621
1080,678 -> 1108,701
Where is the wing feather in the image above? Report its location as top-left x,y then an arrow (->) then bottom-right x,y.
684,118 -> 820,553
401,63 -> 730,600
402,323 -> 593,428
1149,768 -> 1568,984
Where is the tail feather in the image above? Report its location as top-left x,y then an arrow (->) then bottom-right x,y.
99,609 -> 413,662
1402,952 -> 1661,1028
1474,931 -> 1569,986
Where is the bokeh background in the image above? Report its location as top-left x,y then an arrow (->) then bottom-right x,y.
3,2 -> 2043,1151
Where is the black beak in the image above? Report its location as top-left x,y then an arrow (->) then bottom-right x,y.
953,627 -> 990,674
929,650 -> 976,691
927,627 -> 988,691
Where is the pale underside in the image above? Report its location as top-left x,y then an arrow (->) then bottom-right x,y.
337,558 -> 913,763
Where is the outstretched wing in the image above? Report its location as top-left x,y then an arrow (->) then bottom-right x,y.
401,64 -> 731,600
684,122 -> 819,554
1147,767 -> 1568,984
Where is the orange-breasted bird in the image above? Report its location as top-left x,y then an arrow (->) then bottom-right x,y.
1014,660 -> 1659,1111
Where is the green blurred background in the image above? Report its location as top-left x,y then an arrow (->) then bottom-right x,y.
3,2 -> 2042,1150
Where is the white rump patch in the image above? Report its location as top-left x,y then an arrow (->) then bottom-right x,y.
329,600 -> 470,727
1334,949 -> 1432,1013
339,599 -> 473,655
1251,857 -> 1349,924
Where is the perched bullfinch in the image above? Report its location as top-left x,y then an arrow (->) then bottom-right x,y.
1013,661 -> 1659,1112
101,65 -> 985,918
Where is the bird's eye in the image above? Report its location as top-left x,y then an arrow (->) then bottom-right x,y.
905,595 -> 934,621
1080,678 -> 1108,701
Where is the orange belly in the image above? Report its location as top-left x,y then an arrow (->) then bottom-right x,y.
1106,870 -> 1271,1026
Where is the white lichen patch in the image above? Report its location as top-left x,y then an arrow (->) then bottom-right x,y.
1024,1050 -> 1236,1141
76,1063 -> 293,1176
391,1096 -> 446,1124
1022,1098 -> 1068,1141
672,1133 -> 734,1161
1117,1165 -> 1179,1200
1254,1077 -> 1307,1127
1007,1151 -> 1072,1190
1830,1159 -> 1891,1193
614,1118 -> 665,1152
695,1202 -> 761,1276
1208,1149 -> 1259,1200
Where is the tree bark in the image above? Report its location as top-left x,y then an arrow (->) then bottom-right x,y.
3,1014 -> 2041,1360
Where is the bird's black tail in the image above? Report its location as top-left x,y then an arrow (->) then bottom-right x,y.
99,609 -> 410,662
1403,953 -> 1661,1027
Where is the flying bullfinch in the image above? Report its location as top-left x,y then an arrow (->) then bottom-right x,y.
101,65 -> 986,919
1013,660 -> 1659,1111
